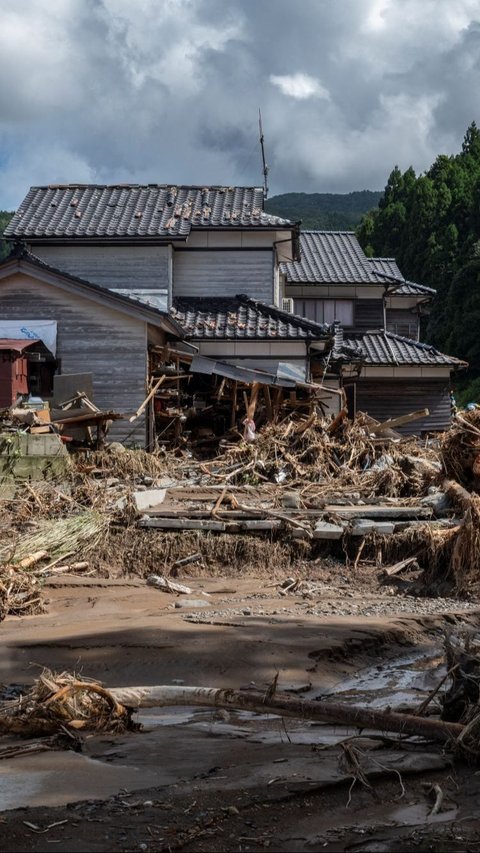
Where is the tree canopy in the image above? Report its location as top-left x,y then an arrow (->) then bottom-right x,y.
357,122 -> 480,393
0,211 -> 13,261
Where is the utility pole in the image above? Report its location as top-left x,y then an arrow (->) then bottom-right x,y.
259,108 -> 269,200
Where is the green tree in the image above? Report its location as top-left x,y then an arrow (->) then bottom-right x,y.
0,211 -> 13,261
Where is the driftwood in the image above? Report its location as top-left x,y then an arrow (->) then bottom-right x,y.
146,575 -> 193,594
443,479 -> 476,513
109,685 -> 463,745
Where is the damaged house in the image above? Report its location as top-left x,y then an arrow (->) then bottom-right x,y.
2,185 -> 337,447
281,231 -> 466,432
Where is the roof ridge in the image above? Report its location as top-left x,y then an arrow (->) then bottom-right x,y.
29,183 -> 265,191
240,294 -> 330,334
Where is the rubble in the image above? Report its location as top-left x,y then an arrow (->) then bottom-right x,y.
2,407 -> 480,625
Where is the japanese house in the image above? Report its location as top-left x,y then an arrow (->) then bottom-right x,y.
3,184 -> 334,445
281,231 -> 466,432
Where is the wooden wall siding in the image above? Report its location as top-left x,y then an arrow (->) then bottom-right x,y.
0,274 -> 148,446
29,245 -> 171,300
355,378 -> 451,433
386,309 -> 419,339
353,299 -> 384,332
173,250 -> 274,301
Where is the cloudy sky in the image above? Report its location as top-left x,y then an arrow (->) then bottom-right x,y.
1,0 -> 480,208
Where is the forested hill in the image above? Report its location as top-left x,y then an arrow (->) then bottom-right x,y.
0,211 -> 13,260
356,121 -> 480,401
265,190 -> 382,230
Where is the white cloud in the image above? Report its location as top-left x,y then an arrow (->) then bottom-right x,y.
269,72 -> 330,100
1,0 -> 480,207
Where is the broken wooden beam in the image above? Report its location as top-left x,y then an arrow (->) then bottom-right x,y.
109,684 -> 464,746
369,408 -> 429,434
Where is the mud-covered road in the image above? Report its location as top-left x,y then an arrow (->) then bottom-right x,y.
1,573 -> 480,852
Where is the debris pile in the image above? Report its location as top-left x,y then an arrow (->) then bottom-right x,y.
3,408 -> 480,619
0,392 -> 122,449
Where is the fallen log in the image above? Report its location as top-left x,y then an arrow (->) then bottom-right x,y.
443,479 -> 477,513
109,685 -> 463,745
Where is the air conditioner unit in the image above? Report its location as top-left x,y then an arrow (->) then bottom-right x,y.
282,297 -> 294,313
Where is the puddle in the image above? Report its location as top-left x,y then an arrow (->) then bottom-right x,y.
0,645 -> 450,812
318,648 -> 445,710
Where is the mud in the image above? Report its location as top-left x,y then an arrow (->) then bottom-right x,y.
1,574 -> 480,851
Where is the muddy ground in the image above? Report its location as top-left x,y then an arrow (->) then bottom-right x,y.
1,567 -> 480,852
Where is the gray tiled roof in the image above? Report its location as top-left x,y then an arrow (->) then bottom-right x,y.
172,296 -> 331,341
5,185 -> 292,240
282,233 -> 435,298
344,330 -> 465,367
282,231 -> 380,283
367,259 -> 436,296
368,257 -> 403,279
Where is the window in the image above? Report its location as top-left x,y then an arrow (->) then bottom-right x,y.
294,299 -> 354,326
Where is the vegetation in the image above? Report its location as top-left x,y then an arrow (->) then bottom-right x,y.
0,211 -> 13,260
265,190 -> 382,230
357,122 -> 480,394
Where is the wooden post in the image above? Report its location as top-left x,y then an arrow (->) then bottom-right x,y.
247,382 -> 260,420
230,381 -> 238,429
263,385 -> 273,421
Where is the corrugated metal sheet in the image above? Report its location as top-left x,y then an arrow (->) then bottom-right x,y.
189,355 -> 296,387
174,249 -> 274,302
6,185 -> 291,240
355,379 -> 452,433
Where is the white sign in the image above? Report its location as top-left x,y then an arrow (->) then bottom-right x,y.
0,320 -> 57,356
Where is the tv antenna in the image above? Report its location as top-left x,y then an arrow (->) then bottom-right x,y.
259,108 -> 269,199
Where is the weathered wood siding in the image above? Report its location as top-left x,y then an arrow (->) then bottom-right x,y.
30,245 -> 171,301
353,300 -> 384,332
355,378 -> 451,433
173,249 -> 274,301
0,274 -> 148,445
386,309 -> 419,339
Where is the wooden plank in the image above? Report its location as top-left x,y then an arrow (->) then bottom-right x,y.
129,375 -> 166,422
139,518 -> 226,531
326,505 -> 433,519
371,408 -> 430,433
241,519 -> 281,531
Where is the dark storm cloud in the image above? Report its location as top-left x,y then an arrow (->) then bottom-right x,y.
0,0 -> 480,207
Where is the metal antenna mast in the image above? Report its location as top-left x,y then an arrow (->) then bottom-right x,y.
258,108 -> 269,200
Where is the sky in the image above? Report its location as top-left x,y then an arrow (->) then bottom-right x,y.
1,0 -> 480,209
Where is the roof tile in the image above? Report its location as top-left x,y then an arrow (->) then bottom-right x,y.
343,330 -> 465,367
6,185 -> 292,240
172,296 -> 331,341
